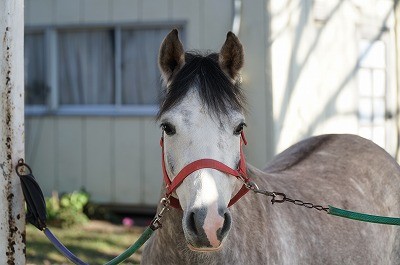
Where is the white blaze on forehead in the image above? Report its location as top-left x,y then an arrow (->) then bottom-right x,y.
192,170 -> 219,208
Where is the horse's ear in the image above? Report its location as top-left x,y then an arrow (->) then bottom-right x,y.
159,29 -> 185,87
219,32 -> 244,81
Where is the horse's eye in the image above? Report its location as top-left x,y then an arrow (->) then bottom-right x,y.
234,122 -> 246,135
161,123 -> 176,136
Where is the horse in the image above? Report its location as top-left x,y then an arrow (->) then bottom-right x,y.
141,29 -> 400,264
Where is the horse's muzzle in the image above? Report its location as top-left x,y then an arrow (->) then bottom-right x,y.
183,206 -> 231,251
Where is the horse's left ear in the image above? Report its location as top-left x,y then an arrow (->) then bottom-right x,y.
219,32 -> 244,81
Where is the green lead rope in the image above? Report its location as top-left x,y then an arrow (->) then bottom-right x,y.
329,206 -> 400,226
104,227 -> 154,265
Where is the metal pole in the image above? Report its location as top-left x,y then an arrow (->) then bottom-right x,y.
0,0 -> 26,264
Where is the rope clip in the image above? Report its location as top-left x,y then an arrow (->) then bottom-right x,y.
150,196 -> 171,231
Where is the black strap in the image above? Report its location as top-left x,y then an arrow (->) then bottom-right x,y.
16,159 -> 47,230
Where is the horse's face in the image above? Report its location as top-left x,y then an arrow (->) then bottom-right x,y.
157,30 -> 245,251
159,91 -> 245,250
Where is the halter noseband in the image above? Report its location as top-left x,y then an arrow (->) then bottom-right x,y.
160,132 -> 251,209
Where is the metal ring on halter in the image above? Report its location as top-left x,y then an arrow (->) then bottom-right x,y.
161,197 -> 171,207
245,181 -> 259,191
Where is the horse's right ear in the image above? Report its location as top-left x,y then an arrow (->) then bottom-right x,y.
159,29 -> 185,87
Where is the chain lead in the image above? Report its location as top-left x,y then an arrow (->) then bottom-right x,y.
240,178 -> 329,213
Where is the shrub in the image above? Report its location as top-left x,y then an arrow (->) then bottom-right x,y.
46,190 -> 90,228
84,202 -> 119,223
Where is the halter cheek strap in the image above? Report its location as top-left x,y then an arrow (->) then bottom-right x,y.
160,132 -> 250,209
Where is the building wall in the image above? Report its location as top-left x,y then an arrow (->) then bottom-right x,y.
269,0 -> 398,156
24,0 -> 234,50
24,0 -> 399,207
24,0 -> 273,206
25,116 -> 161,205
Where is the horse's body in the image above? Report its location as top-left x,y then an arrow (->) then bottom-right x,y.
141,30 -> 400,264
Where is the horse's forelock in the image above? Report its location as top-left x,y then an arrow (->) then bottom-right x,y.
157,52 -> 246,120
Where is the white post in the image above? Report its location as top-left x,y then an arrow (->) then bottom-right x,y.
0,0 -> 26,264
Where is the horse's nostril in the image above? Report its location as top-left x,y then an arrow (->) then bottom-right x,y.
218,212 -> 231,240
187,212 -> 198,235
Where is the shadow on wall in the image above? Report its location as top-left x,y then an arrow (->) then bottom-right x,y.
273,0 -> 397,155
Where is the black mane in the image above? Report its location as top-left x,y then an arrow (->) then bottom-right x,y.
157,52 -> 246,119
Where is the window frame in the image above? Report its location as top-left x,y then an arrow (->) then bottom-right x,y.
25,21 -> 185,117
356,25 -> 396,153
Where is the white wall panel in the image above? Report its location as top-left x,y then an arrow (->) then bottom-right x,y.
201,0 -> 232,50
82,0 -> 111,23
25,0 -> 54,26
114,118 -> 142,204
25,117 -> 57,197
142,118 -> 163,205
240,0 -> 273,167
111,0 -> 140,22
171,0 -> 201,49
141,0 -> 171,21
57,118 -> 84,193
54,0 -> 82,25
85,118 -> 113,203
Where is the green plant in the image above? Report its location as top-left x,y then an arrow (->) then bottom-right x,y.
60,191 -> 89,212
84,203 -> 119,223
46,190 -> 90,228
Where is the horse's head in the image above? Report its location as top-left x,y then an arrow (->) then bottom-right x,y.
157,29 -> 246,251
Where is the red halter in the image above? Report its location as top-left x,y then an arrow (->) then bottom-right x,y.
160,132 -> 251,209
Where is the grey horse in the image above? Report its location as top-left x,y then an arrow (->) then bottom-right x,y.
141,29 -> 400,265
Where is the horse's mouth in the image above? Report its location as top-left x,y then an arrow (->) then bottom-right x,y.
187,243 -> 223,252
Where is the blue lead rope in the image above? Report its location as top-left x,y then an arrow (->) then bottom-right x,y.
44,228 -> 88,265
43,226 -> 154,265
16,159 -> 154,265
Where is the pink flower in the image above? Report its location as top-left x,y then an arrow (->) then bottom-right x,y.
122,217 -> 134,228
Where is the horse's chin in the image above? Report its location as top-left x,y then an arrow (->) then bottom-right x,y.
187,243 -> 223,252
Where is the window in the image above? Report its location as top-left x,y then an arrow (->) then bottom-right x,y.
25,32 -> 47,105
58,29 -> 115,105
357,39 -> 387,148
24,25 -> 181,115
121,29 -> 166,105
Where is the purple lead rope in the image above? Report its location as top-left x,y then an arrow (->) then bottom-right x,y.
44,228 -> 89,265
